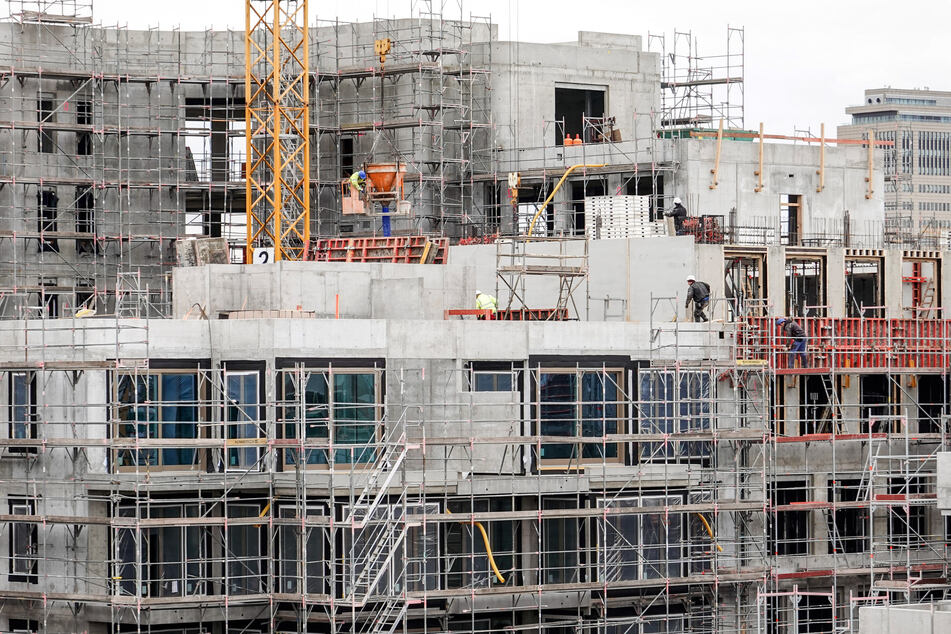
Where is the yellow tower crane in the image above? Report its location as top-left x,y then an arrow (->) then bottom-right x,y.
245,0 -> 310,262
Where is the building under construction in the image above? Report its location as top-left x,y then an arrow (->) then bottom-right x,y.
0,2 -> 950,634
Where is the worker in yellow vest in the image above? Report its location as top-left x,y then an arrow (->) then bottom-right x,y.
475,289 -> 498,320
349,169 -> 367,193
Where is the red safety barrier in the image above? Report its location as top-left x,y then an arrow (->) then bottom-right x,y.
736,316 -> 950,371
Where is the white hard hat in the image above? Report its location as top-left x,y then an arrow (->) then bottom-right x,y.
673,197 -> 682,205
475,289 -> 482,295
686,275 -> 696,282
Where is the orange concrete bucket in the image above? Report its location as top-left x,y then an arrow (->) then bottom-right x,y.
365,163 -> 406,200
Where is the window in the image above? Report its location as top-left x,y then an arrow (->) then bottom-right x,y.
8,371 -> 37,452
340,136 -> 354,177
536,367 -> 623,465
845,257 -> 883,318
554,86 -> 605,145
916,375 -> 946,434
771,480 -> 808,556
785,256 -> 825,317
343,503 -> 439,597
724,253 -> 765,319
888,477 -> 928,548
445,497 -> 515,589
113,370 -> 203,470
37,189 -> 58,253
9,619 -> 39,634
598,495 -> 683,582
279,365 -> 381,467
278,504 -> 327,594
225,370 -> 263,469
76,100 -> 92,156
224,503 -> 265,595
542,497 -> 581,584
779,194 -> 801,246
827,479 -> 867,554
797,595 -> 834,634
9,499 -> 37,583
75,187 -> 96,254
901,259 -> 940,319
799,375 -> 838,435
638,369 -> 711,462
860,374 -> 897,433
465,361 -> 520,392
37,95 -> 54,153
114,503 -> 205,597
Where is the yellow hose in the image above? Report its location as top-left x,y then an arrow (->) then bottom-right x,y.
695,513 -> 723,552
446,508 -> 506,584
526,164 -> 605,237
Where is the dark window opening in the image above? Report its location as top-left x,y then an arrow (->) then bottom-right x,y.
542,497 -> 582,584
780,194 -> 801,245
571,179 -> 605,237
771,480 -> 808,556
9,619 -> 39,634
41,284 -> 59,319
827,478 -> 867,554
37,97 -> 54,153
889,477 -> 928,548
902,259 -> 940,319
797,595 -> 834,633
445,497 -> 516,589
340,136 -> 354,178
785,257 -> 825,317
725,254 -> 766,320
76,187 -> 96,254
860,374 -> 895,433
916,375 -> 946,434
845,257 -> 884,318
800,375 -> 837,435
37,189 -> 59,252
76,100 -> 92,156
9,499 -> 37,583
554,87 -> 605,146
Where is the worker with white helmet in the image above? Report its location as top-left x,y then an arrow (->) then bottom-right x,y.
684,275 -> 710,322
664,196 -> 688,235
475,289 -> 498,320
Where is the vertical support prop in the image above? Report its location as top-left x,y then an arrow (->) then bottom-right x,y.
710,118 -> 723,190
866,130 -> 875,200
754,122 -> 764,193
816,123 -> 825,193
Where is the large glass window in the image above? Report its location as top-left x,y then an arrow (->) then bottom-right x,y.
279,367 -> 381,467
278,504 -> 328,595
9,499 -> 37,583
444,498 -> 515,589
225,504 -> 264,595
542,498 -> 581,584
114,503 -> 205,597
225,371 -> 262,469
639,370 -> 711,462
8,371 -> 37,451
598,495 -> 683,582
536,368 -> 623,465
114,371 -> 201,470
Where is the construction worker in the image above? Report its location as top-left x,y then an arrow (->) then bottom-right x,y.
685,275 -> 710,322
475,289 -> 498,320
349,169 -> 367,193
776,317 -> 807,368
665,196 -> 688,235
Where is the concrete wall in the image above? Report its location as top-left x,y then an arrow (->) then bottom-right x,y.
860,603 -> 951,634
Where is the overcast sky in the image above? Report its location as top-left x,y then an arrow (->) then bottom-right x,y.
59,0 -> 949,135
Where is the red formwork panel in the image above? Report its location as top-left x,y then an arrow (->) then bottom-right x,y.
736,316 -> 950,371
307,236 -> 449,264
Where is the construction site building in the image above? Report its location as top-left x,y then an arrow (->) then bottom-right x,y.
1,3 -> 950,634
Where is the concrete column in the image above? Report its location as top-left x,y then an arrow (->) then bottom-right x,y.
826,248 -> 846,316
883,250 -> 903,319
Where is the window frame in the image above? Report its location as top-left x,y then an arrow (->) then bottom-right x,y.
533,365 -> 626,468
223,367 -> 265,471
7,371 -> 37,454
9,499 -> 37,583
277,360 -> 385,470
637,368 -> 713,464
596,494 -> 685,583
111,366 -> 207,472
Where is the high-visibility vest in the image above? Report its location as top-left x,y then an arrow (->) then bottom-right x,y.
475,293 -> 498,313
350,172 -> 365,191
